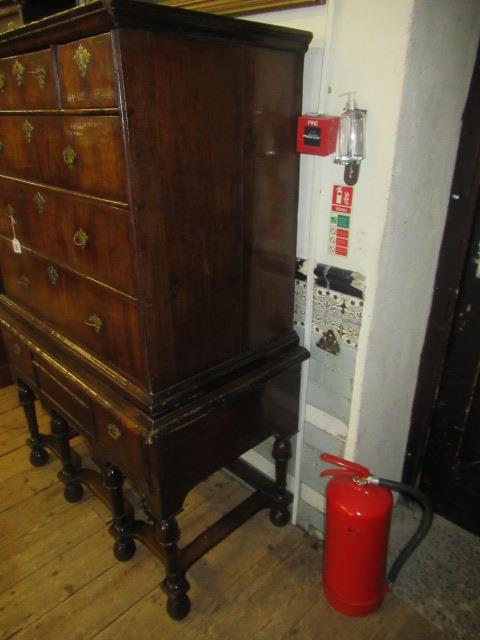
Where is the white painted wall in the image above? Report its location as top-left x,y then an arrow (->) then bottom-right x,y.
346,0 -> 480,479
246,1 -> 480,513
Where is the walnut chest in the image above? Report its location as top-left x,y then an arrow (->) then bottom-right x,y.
0,0 -> 311,619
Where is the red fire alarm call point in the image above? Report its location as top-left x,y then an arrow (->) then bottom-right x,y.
296,114 -> 339,156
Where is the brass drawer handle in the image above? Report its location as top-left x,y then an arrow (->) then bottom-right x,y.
12,60 -> 25,86
32,66 -> 47,89
63,145 -> 77,169
0,140 -> 4,152
12,343 -> 23,356
73,44 -> 92,78
33,192 -> 45,214
73,228 -> 88,249
46,265 -> 59,285
22,119 -> 34,143
18,275 -> 30,287
107,423 -> 121,440
0,73 -> 5,92
84,314 -> 102,333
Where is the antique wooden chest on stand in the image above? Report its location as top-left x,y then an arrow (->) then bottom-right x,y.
0,0 -> 311,619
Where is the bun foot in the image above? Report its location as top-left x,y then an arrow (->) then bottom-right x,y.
114,538 -> 136,562
64,481 -> 84,503
269,506 -> 290,527
29,446 -> 49,467
166,594 -> 191,621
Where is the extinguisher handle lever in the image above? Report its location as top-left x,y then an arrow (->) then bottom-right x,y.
320,453 -> 370,478
320,468 -> 360,478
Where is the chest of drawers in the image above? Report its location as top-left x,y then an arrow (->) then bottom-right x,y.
0,0 -> 311,619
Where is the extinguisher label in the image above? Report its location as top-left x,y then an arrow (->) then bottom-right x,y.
329,185 -> 354,257
331,185 -> 353,210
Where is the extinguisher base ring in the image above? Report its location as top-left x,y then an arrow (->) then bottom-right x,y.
323,580 -> 384,617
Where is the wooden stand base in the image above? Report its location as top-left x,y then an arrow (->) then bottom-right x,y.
19,380 -> 294,621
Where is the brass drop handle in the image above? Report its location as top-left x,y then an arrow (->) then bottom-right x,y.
31,66 -> 47,88
12,60 -> 25,86
22,119 -> 34,143
0,73 -> 5,92
73,228 -> 88,249
18,275 -> 29,287
63,145 -> 77,169
84,314 -> 102,334
33,192 -> 46,214
107,423 -> 121,440
46,265 -> 59,285
12,343 -> 22,356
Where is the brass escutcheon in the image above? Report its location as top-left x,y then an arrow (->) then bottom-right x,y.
33,192 -> 46,214
73,44 -> 92,78
12,60 -> 25,86
18,275 -> 29,287
12,343 -> 22,356
73,228 -> 88,249
0,73 -> 5,92
32,66 -> 47,88
63,145 -> 77,168
107,423 -> 121,440
84,314 -> 102,333
46,265 -> 59,285
22,119 -> 34,143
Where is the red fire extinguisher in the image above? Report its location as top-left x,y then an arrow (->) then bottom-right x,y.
320,453 -> 433,617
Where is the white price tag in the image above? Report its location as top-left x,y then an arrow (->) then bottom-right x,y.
12,238 -> 22,254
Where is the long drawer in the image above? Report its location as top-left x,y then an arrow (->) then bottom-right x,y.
0,176 -> 136,296
0,239 -> 145,383
33,355 -> 96,440
0,49 -> 57,110
1,324 -> 145,480
0,115 -> 127,201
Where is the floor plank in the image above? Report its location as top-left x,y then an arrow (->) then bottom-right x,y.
0,384 -> 446,640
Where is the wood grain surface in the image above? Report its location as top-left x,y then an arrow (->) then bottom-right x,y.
0,383 -> 447,640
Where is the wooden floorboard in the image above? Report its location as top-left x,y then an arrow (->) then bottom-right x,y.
0,384 -> 446,640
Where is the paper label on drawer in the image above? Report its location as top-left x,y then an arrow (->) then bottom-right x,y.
12,238 -> 22,254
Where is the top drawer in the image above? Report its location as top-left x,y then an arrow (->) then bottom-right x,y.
57,34 -> 117,109
0,49 -> 57,110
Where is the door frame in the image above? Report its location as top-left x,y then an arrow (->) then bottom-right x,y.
403,44 -> 480,486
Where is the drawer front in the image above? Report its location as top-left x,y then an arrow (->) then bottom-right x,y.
0,49 -> 57,110
0,13 -> 22,35
0,115 -> 127,201
57,34 -> 117,109
0,177 -> 136,296
0,326 -> 35,382
33,356 -> 95,440
94,403 -> 144,480
0,240 -> 146,383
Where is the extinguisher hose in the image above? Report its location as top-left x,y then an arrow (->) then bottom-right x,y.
377,478 -> 434,587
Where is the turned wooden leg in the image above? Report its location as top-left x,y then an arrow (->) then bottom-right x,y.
18,379 -> 49,468
50,411 -> 83,503
157,516 -> 191,620
270,437 -> 292,527
104,463 -> 136,562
